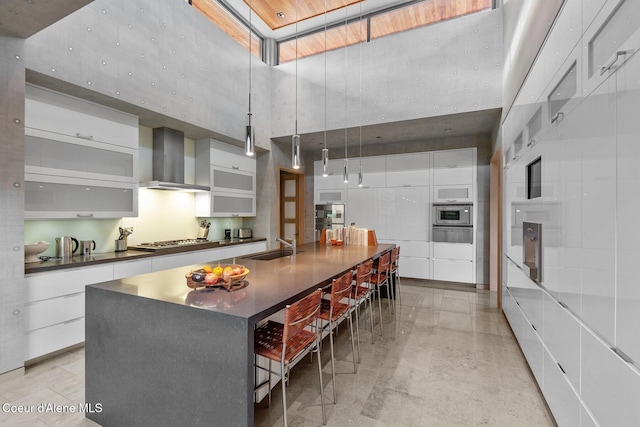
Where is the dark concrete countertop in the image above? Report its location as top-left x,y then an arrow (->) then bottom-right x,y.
24,237 -> 266,275
89,242 -> 394,322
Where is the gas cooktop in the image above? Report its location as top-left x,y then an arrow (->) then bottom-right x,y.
130,239 -> 212,252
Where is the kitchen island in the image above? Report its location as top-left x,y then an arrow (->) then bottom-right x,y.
85,242 -> 393,426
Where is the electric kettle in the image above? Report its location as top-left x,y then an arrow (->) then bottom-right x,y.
55,236 -> 78,259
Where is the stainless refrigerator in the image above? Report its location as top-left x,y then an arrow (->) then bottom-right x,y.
315,204 -> 345,240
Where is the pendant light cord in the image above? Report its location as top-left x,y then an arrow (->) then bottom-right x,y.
295,0 -> 298,135
323,0 -> 327,151
248,0 -> 252,116
344,5 -> 348,161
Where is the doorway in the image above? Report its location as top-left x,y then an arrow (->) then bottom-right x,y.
279,169 -> 305,244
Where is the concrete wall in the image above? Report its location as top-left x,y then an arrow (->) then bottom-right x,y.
271,8 -> 503,138
0,36 -> 26,375
24,0 -> 271,151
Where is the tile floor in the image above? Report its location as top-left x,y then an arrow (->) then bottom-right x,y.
0,280 -> 556,426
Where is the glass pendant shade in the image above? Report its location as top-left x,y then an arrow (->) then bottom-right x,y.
343,158 -> 349,183
358,164 -> 363,187
292,134 -> 300,169
322,148 -> 329,177
245,113 -> 255,156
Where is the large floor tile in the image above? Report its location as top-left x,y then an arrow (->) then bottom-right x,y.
0,282 -> 555,427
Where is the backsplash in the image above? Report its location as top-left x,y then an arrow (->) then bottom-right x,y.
24,188 -> 243,257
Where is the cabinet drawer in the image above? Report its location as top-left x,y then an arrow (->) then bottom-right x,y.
25,84 -> 138,149
432,259 -> 474,283
25,174 -> 138,219
25,292 -> 84,332
26,265 -> 113,302
25,317 -> 84,361
433,242 -> 472,260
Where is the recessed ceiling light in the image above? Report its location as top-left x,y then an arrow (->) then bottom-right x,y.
276,12 -> 285,18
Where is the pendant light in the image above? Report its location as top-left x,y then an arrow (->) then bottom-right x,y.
357,4 -> 364,187
342,6 -> 349,184
245,0 -> 255,157
321,0 -> 329,177
292,0 -> 300,169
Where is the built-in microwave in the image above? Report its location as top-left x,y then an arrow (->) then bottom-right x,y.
433,204 -> 473,227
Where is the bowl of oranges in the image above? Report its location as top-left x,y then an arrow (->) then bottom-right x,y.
185,264 -> 249,290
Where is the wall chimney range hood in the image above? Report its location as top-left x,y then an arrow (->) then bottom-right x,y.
140,127 -> 210,192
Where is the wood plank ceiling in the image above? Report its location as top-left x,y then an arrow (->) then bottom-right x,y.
244,0 -> 363,30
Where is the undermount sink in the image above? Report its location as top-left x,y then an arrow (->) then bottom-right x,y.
241,249 -> 303,261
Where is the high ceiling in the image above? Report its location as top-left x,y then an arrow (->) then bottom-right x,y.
224,0 -> 412,40
0,0 -> 92,38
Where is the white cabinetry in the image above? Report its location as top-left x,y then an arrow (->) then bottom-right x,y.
432,242 -> 474,283
432,149 -> 474,203
195,139 -> 256,217
24,242 -> 266,360
348,156 -> 386,188
24,265 -> 113,361
24,84 -> 139,219
314,159 -> 346,204
582,0 -> 640,96
385,152 -> 430,187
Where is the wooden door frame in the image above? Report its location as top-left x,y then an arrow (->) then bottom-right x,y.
278,167 -> 305,244
489,148 -> 502,307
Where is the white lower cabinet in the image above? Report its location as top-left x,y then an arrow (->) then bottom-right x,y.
378,240 -> 429,280
113,259 -> 153,280
432,242 -> 474,283
25,318 -> 85,362
24,242 -> 266,361
24,264 -> 113,361
543,351 -> 581,427
432,259 -> 473,283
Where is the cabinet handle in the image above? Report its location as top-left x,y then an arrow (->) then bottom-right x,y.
63,317 -> 83,325
557,363 -> 566,374
611,346 -> 634,364
76,133 -> 94,140
447,165 -> 457,168
232,214 -> 239,217
527,139 -> 536,147
77,213 -> 94,218
600,50 -> 631,75
402,184 -> 411,187
232,166 -> 240,170
551,111 -> 564,124
446,199 -> 457,202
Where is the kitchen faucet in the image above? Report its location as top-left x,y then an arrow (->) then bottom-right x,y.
275,237 -> 296,254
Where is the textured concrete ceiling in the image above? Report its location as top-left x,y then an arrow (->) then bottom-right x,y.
272,109 -> 502,151
0,0 -> 93,38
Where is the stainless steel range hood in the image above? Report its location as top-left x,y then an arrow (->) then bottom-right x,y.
140,127 -> 210,192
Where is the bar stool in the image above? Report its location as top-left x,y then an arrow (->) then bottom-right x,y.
254,289 -> 326,427
389,246 -> 402,305
319,270 -> 356,404
369,251 -> 392,329
351,259 -> 375,361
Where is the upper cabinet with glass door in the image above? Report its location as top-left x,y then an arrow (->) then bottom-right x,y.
195,139 -> 256,217
583,0 -> 640,96
24,85 -> 139,219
